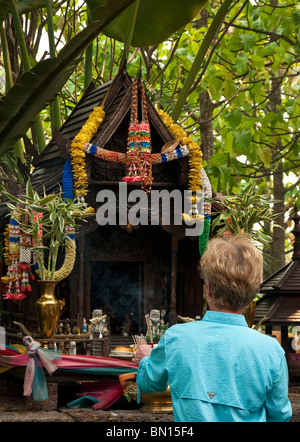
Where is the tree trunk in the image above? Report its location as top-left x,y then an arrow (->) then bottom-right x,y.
199,89 -> 214,162
269,73 -> 286,272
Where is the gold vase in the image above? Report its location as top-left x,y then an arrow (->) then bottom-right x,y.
35,280 -> 64,340
140,386 -> 173,413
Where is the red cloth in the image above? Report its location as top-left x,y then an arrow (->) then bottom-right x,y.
76,381 -> 124,410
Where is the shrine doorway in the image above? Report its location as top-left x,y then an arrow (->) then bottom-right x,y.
90,261 -> 144,335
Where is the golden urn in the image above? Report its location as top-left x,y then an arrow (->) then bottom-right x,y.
35,280 -> 65,339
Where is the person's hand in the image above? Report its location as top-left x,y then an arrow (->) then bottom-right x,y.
132,344 -> 152,366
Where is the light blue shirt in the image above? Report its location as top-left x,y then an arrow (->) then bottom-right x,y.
137,311 -> 292,422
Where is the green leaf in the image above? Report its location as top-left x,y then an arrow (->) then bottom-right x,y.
227,109 -> 242,129
293,9 -> 300,27
86,0 -> 207,47
39,194 -> 58,205
1,190 -> 21,203
233,130 -> 252,154
223,79 -> 236,100
26,179 -> 34,200
172,0 -> 234,121
224,131 -> 234,155
240,33 -> 255,51
27,204 -> 49,213
0,0 -> 136,155
235,53 -> 248,74
257,146 -> 272,166
0,0 -> 12,22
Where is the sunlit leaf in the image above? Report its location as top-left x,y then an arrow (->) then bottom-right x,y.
86,0 -> 207,47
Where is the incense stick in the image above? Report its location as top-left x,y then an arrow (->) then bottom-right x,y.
132,335 -> 147,347
145,314 -> 153,348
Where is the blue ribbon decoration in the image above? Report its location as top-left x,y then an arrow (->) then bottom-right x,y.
62,158 -> 74,201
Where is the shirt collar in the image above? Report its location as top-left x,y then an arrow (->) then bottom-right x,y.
202,310 -> 248,327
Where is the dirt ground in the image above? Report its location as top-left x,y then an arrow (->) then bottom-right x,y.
1,387 -> 300,422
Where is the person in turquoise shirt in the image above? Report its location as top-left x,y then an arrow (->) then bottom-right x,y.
134,235 -> 292,422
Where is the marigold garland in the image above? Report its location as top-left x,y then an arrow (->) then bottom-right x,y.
38,237 -> 76,282
70,106 -> 105,198
3,225 -> 11,266
158,110 -> 212,255
158,110 -> 203,191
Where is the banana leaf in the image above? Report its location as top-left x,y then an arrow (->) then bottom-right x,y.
0,0 -> 136,156
86,0 -> 207,47
0,0 -> 12,22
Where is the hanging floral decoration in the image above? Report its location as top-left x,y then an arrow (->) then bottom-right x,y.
69,106 -> 105,199
1,210 -> 35,302
62,158 -> 74,201
158,109 -> 212,254
158,110 -> 203,192
158,110 -> 204,224
34,226 -> 76,282
83,142 -> 189,165
3,224 -> 11,266
122,79 -> 153,192
199,171 -> 212,256
80,93 -> 212,254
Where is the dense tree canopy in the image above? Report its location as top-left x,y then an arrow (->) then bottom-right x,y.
0,0 -> 299,274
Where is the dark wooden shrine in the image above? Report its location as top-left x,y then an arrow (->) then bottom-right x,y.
254,210 -> 300,374
0,70 -> 204,348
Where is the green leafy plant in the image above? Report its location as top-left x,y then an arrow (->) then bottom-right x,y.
1,180 -> 93,280
209,181 -> 282,246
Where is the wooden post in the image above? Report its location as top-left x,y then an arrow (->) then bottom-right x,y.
169,234 -> 179,326
281,326 -> 290,355
102,337 -> 110,357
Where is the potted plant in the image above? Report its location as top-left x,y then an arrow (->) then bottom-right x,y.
1,179 -> 93,338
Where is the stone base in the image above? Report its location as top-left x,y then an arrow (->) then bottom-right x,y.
26,382 -> 58,411
0,377 -> 23,396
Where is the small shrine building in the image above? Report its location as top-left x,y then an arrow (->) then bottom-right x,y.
0,70 -> 212,347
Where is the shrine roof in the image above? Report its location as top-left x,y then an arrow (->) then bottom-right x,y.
254,211 -> 300,327
28,70 -> 181,197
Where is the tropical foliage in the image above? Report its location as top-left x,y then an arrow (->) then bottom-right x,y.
0,0 -> 299,273
210,181 -> 282,247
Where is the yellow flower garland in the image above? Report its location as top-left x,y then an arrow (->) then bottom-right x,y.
158,110 -> 204,223
158,110 -> 203,191
39,237 -> 76,282
3,225 -> 11,266
70,106 -> 105,197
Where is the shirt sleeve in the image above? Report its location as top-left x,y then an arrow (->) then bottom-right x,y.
265,354 -> 292,422
136,333 -> 169,398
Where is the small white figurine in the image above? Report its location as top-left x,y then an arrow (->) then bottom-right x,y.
90,309 -> 108,339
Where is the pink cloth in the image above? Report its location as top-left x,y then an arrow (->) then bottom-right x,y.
76,381 -> 124,410
0,347 -> 137,371
122,176 -> 142,182
23,336 -> 58,397
288,353 -> 300,361
0,339 -> 137,403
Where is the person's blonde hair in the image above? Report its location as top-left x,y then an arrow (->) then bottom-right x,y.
200,235 -> 263,310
